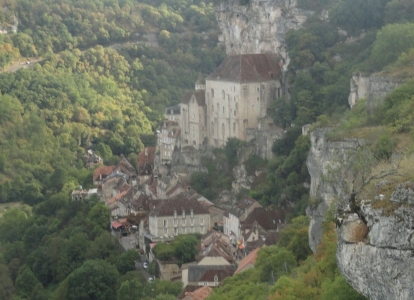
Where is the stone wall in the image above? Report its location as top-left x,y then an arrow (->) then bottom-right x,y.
348,73 -> 405,110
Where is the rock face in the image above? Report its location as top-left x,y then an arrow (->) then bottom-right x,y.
215,0 -> 314,59
348,73 -> 405,110
337,196 -> 414,300
306,129 -> 362,252
307,129 -> 414,300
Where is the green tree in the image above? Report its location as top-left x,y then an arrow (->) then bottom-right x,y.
117,279 -> 143,300
15,266 -> 42,298
87,202 -> 110,230
64,260 -> 119,300
116,250 -> 140,275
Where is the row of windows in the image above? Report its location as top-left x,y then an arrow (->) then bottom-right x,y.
164,226 -> 204,235
164,217 -> 204,227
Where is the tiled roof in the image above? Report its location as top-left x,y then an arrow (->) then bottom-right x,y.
241,207 -> 287,231
180,90 -> 206,107
93,166 -> 116,181
182,286 -> 212,300
198,268 -> 233,282
165,105 -> 181,115
115,156 -> 136,176
138,147 -> 156,167
150,195 -> 209,217
107,191 -> 127,205
264,231 -> 281,246
234,247 -> 260,274
188,265 -> 236,282
130,193 -> 150,211
206,54 -> 281,83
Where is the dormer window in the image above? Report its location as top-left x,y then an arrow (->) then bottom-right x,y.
214,275 -> 218,282
174,209 -> 177,218
190,209 -> 194,218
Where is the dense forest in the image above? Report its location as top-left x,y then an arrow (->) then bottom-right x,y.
0,0 -> 223,298
1,0 -> 414,299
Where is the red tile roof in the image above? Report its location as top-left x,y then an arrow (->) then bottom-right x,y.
138,147 -> 156,167
207,54 -> 281,83
107,191 -> 127,205
93,166 -> 116,181
183,286 -> 212,300
234,247 -> 260,274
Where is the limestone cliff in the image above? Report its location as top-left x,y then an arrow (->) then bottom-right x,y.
307,129 -> 414,300
306,129 -> 362,252
215,0 -> 314,59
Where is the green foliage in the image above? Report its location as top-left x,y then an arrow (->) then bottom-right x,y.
255,246 -> 297,282
117,279 -> 143,300
15,265 -> 42,298
116,250 -> 140,275
225,138 -> 246,170
87,202 -> 110,230
64,259 -> 119,300
278,216 -> 312,262
152,234 -> 199,264
371,23 -> 414,70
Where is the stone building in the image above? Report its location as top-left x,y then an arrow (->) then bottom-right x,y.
148,195 -> 211,238
159,120 -> 180,163
205,53 -> 282,147
179,90 -> 207,149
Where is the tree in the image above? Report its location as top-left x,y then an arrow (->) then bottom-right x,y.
64,260 -> 119,300
87,202 -> 110,230
116,250 -> 140,275
15,266 -> 42,298
0,264 -> 14,300
116,279 -> 143,300
255,246 -> 297,282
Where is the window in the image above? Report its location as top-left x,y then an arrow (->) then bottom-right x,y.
212,104 -> 214,111
222,123 -> 225,137
200,217 -> 204,224
216,103 -> 219,112
200,226 -> 204,233
203,282 -> 208,286
222,106 -> 225,113
182,209 -> 185,218
222,90 -> 225,99
174,218 -> 177,225
182,218 -> 186,225
164,220 -> 167,227
211,89 -> 214,98
190,209 -> 194,218
182,226 -> 186,234
174,227 -> 178,235
214,275 -> 218,282
256,87 -> 260,92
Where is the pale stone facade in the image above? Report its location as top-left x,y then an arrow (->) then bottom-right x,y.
180,90 -> 207,149
205,54 -> 282,147
149,196 -> 211,238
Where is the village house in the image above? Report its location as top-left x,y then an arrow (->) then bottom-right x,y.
223,197 -> 263,242
93,165 -> 116,186
137,147 -> 156,187
165,105 -> 181,122
83,149 -> 103,169
187,265 -> 236,287
234,247 -> 260,275
205,53 -> 282,147
158,120 -> 180,163
148,194 -> 211,238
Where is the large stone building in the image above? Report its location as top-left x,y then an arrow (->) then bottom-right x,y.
205,53 -> 282,147
148,195 -> 211,238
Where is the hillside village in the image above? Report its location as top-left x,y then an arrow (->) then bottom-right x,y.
71,52 -> 290,298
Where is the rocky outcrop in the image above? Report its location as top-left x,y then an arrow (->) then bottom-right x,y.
306,129 -> 362,252
232,164 -> 254,193
215,0 -> 314,60
307,128 -> 414,299
348,73 -> 405,110
337,190 -> 414,300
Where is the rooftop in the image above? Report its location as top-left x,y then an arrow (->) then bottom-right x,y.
150,195 -> 210,217
206,53 -> 281,83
